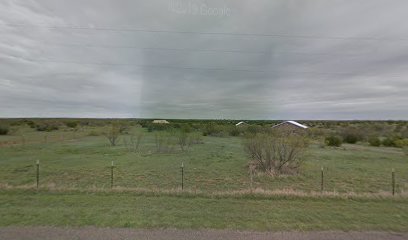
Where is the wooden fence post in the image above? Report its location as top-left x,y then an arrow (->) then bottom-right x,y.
392,168 -> 395,196
181,162 -> 184,191
111,161 -> 114,189
36,160 -> 40,189
321,167 -> 324,193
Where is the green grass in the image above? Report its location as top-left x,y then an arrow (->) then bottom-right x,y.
0,126 -> 407,193
1,125 -> 408,231
0,190 -> 407,231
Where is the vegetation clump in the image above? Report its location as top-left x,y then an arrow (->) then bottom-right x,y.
340,127 -> 364,144
64,121 -> 78,128
325,135 -> 342,147
0,125 -> 9,135
368,137 -> 381,147
244,129 -> 309,175
35,121 -> 60,132
104,123 -> 122,146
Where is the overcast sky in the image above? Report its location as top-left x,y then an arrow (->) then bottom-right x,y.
1,0 -> 408,120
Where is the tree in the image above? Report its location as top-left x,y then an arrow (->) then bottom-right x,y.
104,124 -> 121,146
244,129 -> 309,175
124,132 -> 144,152
177,131 -> 189,151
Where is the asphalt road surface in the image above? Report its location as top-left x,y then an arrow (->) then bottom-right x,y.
0,227 -> 407,240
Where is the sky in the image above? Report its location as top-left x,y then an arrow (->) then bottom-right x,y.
0,0 -> 408,120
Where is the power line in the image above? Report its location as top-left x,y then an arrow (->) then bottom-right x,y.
45,43 -> 270,55
3,23 -> 408,42
2,56 -> 267,73
4,55 -> 402,77
42,42 -> 365,57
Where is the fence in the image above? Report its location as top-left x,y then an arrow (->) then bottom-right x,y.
28,160 -> 402,196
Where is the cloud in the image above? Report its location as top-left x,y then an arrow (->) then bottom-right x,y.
0,0 -> 407,119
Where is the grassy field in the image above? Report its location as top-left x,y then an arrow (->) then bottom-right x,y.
0,189 -> 407,231
1,122 -> 408,231
0,125 -> 407,194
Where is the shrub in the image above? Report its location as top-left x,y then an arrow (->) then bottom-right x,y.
0,126 -> 9,135
245,125 -> 263,135
202,123 -> 226,137
343,134 -> 359,144
229,127 -> 241,136
368,137 -> 381,147
26,120 -> 36,128
394,139 -> 408,148
340,127 -> 364,144
244,129 -> 309,175
401,129 -> 408,139
144,123 -> 173,132
188,132 -> 204,145
35,121 -> 60,132
87,130 -> 101,136
177,131 -> 189,151
382,137 -> 397,147
123,132 -> 144,153
64,121 -> 78,128
103,124 -> 121,146
154,132 -> 176,153
325,135 -> 342,147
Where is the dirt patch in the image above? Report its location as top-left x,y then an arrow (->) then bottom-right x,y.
0,227 -> 407,240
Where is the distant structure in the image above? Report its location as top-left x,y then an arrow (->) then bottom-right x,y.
271,121 -> 308,131
235,121 -> 248,127
152,120 -> 170,124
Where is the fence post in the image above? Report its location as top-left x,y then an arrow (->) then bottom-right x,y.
181,162 -> 184,191
392,168 -> 395,196
321,167 -> 324,193
111,161 -> 114,189
36,160 -> 40,189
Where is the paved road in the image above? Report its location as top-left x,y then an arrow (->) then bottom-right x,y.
0,227 -> 407,240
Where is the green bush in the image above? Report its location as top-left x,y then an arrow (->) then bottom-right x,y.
202,123 -> 226,137
26,120 -> 36,128
229,127 -> 241,136
64,121 -> 78,128
340,127 -> 364,144
368,137 -> 381,147
394,139 -> 408,148
325,135 -> 342,147
0,126 -> 9,135
144,123 -> 173,132
382,137 -> 397,147
35,122 -> 60,132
